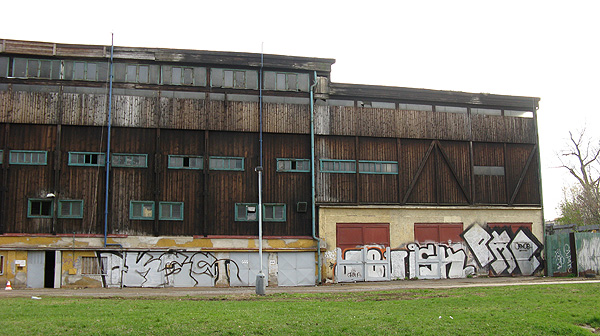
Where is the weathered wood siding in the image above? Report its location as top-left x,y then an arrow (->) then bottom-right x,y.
506,144 -> 540,205
57,126 -> 106,234
316,136 -> 356,203
358,137 -> 398,204
473,142 -> 506,204
263,133 -> 312,236
4,124 -> 56,233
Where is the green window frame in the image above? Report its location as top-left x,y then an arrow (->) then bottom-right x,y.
130,201 -> 155,220
320,159 -> 356,173
235,203 -> 258,221
210,68 -> 258,89
209,156 -> 244,171
276,158 -> 310,172
28,199 -> 53,218
0,150 -> 3,164
474,166 -> 505,176
68,152 -> 106,167
159,202 -> 184,221
264,71 -> 310,92
358,160 -> 398,174
12,58 -> 61,79
168,155 -> 203,170
9,150 -> 47,165
263,203 -> 286,222
112,153 -> 148,168
58,200 -> 84,219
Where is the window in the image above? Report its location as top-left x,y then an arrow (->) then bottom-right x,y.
320,159 -> 356,173
0,255 -> 4,275
263,204 -> 286,222
0,57 -> 8,78
235,203 -> 258,221
504,110 -> 534,118
168,155 -> 203,169
472,108 -> 501,116
210,68 -> 258,89
436,106 -> 468,114
9,150 -> 47,165
277,158 -> 310,172
235,203 -> 286,222
68,152 -> 106,166
81,256 -> 107,275
130,201 -> 154,220
358,161 -> 398,174
63,60 -> 108,81
474,166 -> 505,176
264,71 -> 310,92
112,153 -> 147,168
58,200 -> 83,219
12,58 -> 61,79
28,199 -> 53,218
159,202 -> 184,221
0,150 -> 3,164
398,103 -> 433,112
161,66 -> 206,86
209,156 -> 244,171
125,64 -> 151,83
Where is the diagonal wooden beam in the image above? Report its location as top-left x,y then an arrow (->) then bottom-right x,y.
436,141 -> 472,204
402,141 -> 436,204
509,144 -> 538,205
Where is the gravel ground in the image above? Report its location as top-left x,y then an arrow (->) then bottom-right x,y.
1,276 -> 599,298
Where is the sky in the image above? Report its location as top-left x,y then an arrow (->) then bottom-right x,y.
2,1 -> 599,220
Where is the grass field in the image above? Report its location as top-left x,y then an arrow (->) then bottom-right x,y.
1,283 -> 599,335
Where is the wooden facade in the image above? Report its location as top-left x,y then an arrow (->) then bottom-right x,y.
0,39 -> 541,238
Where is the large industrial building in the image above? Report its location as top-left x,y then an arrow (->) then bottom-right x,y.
0,39 -> 542,288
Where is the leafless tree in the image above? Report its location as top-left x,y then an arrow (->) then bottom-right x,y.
557,129 -> 600,225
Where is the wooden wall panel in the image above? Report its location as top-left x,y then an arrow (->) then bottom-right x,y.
399,139 -> 435,203
315,106 -> 357,136
205,100 -> 227,131
506,144 -> 540,205
433,112 -> 470,141
4,124 -> 56,233
111,95 -> 158,129
205,132 -> 258,236
263,103 -> 310,134
0,89 -> 10,122
473,142 -> 506,204
315,136 -> 356,203
437,141 -> 471,204
57,126 -> 106,234
358,138 -> 398,203
358,108 -> 396,138
158,129 -> 205,236
472,115 -> 536,144
263,133 -> 311,236
159,98 -> 206,130
61,93 -> 108,126
10,91 -> 59,124
109,127 -> 156,235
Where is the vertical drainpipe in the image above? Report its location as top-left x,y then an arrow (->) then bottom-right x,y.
103,34 -> 121,249
310,71 -> 322,284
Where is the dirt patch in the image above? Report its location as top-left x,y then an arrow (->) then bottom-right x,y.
580,324 -> 600,334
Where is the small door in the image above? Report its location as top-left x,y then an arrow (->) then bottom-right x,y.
229,253 -> 268,287
278,252 -> 315,286
27,251 -> 45,288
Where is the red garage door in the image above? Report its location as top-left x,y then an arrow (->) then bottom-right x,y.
414,223 -> 463,243
336,223 -> 390,251
488,222 -> 532,233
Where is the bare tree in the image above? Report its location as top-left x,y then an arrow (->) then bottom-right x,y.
557,129 -> 600,225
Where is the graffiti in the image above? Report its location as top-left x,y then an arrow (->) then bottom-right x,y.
461,225 -> 543,275
98,251 -> 241,288
554,244 -> 572,271
576,236 -> 600,273
334,224 -> 543,282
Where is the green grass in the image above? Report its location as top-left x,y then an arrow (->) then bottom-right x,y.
1,284 -> 599,335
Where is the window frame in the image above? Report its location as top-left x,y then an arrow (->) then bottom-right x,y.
9,150 -> 48,165
263,203 -> 286,222
158,202 -> 184,221
209,156 -> 245,171
81,256 -> 107,275
168,155 -> 204,170
27,198 -> 53,218
320,159 -> 356,173
68,152 -> 106,167
112,153 -> 148,168
358,160 -> 399,175
235,203 -> 259,222
0,149 -> 3,164
58,200 -> 84,219
129,201 -> 155,220
276,158 -> 310,173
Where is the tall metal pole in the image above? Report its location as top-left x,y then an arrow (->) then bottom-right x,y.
103,34 -> 114,248
255,43 -> 266,295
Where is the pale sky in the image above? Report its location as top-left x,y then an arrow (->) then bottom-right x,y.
2,0 -> 599,220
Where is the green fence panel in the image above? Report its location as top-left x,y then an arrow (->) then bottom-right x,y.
574,232 -> 600,274
546,233 -> 573,275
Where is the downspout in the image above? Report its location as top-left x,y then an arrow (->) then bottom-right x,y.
310,71 -> 323,284
103,34 -> 122,249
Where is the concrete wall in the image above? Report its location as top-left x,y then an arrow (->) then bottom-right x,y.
319,206 -> 544,281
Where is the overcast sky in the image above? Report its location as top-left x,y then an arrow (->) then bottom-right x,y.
2,1 -> 599,220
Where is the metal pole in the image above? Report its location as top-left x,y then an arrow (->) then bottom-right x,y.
255,43 -> 266,295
